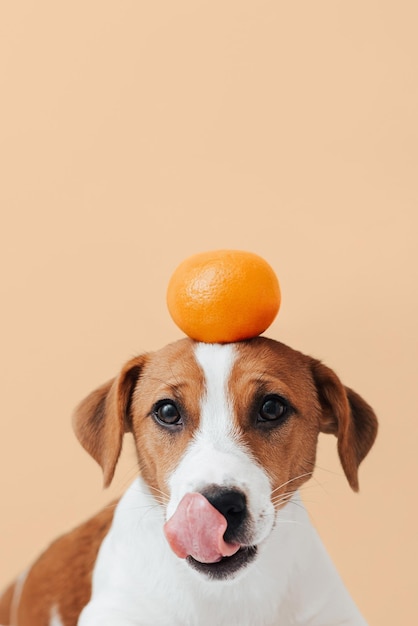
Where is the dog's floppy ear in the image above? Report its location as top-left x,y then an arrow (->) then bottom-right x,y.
311,360 -> 378,491
72,356 -> 146,487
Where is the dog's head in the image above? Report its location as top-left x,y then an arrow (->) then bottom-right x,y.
73,337 -> 377,580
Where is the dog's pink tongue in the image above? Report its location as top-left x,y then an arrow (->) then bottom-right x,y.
164,492 -> 240,564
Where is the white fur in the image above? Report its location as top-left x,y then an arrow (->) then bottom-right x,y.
78,344 -> 368,626
9,569 -> 28,626
49,605 -> 63,626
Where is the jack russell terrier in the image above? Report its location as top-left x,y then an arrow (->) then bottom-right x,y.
0,336 -> 377,625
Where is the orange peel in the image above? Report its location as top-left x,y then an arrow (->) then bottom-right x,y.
166,250 -> 281,343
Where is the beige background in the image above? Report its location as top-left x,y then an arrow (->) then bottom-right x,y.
0,1 -> 417,624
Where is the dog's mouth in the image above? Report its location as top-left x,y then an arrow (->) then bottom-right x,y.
164,492 -> 258,579
187,545 -> 258,580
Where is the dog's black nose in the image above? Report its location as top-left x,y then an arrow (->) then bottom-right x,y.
201,487 -> 247,540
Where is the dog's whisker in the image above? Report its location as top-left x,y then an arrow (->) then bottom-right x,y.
272,496 -> 295,506
132,484 -> 170,503
145,497 -> 168,506
296,469 -> 334,499
133,493 -> 169,506
302,457 -> 343,477
126,504 -> 167,520
113,464 -> 141,493
286,498 -> 317,509
271,481 -> 322,506
270,472 -> 313,496
271,491 -> 296,502
271,488 -> 297,499
143,485 -> 170,500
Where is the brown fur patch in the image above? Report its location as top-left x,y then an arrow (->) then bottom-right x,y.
14,503 -> 115,626
0,580 -> 15,624
129,339 -> 205,497
230,338 -> 320,507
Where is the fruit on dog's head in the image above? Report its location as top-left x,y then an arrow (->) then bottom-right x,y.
166,250 -> 281,343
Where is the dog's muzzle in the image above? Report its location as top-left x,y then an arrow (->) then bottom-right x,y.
164,486 -> 258,580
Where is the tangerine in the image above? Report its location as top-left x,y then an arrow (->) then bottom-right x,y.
166,250 -> 281,343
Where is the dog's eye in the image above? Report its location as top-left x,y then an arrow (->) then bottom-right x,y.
258,395 -> 289,423
153,401 -> 182,427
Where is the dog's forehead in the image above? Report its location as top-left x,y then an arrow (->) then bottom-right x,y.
232,338 -> 313,385
139,338 -> 205,392
140,337 -> 313,396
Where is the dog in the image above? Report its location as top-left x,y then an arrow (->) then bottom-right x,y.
0,337 -> 377,625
